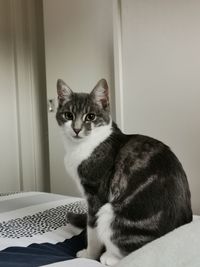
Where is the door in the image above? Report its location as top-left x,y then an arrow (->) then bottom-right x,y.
43,0 -> 114,196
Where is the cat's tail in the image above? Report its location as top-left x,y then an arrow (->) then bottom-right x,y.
67,212 -> 87,229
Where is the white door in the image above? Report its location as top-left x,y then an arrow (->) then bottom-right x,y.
43,0 -> 114,196
44,0 -> 200,214
115,0 -> 200,214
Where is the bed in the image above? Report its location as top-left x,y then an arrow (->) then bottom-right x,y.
0,192 -> 199,267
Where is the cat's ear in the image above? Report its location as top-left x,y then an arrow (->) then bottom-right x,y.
90,79 -> 109,109
57,79 -> 73,104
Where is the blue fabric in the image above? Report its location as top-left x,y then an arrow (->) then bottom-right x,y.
0,230 -> 86,267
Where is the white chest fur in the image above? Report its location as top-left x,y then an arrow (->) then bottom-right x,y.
62,122 -> 112,194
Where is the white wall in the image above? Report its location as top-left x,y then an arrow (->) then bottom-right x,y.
43,0 -> 114,195
116,0 -> 200,214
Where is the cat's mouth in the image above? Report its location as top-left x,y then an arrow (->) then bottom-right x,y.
73,135 -> 82,139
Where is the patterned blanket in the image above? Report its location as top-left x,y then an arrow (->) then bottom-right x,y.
0,192 -> 87,266
1,192 -> 197,267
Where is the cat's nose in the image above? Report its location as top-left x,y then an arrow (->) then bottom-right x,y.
73,128 -> 81,135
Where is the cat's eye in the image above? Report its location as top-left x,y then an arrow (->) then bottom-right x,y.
85,113 -> 96,121
64,112 -> 74,120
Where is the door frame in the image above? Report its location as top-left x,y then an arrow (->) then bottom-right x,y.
113,0 -> 124,131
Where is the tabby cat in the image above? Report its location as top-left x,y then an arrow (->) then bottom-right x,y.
56,78 -> 192,266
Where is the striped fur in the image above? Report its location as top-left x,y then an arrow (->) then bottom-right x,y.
56,79 -> 192,266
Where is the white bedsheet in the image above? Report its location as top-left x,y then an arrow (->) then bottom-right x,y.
43,258 -> 104,267
116,216 -> 200,267
1,192 -> 199,267
43,216 -> 200,267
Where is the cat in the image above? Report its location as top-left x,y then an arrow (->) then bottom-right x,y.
56,78 -> 192,266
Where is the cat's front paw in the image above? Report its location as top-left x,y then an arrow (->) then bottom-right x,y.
100,251 -> 120,266
76,249 -> 90,258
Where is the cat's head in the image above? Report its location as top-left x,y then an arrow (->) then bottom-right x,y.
56,79 -> 111,141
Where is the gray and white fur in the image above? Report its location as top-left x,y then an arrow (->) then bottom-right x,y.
56,78 -> 192,266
